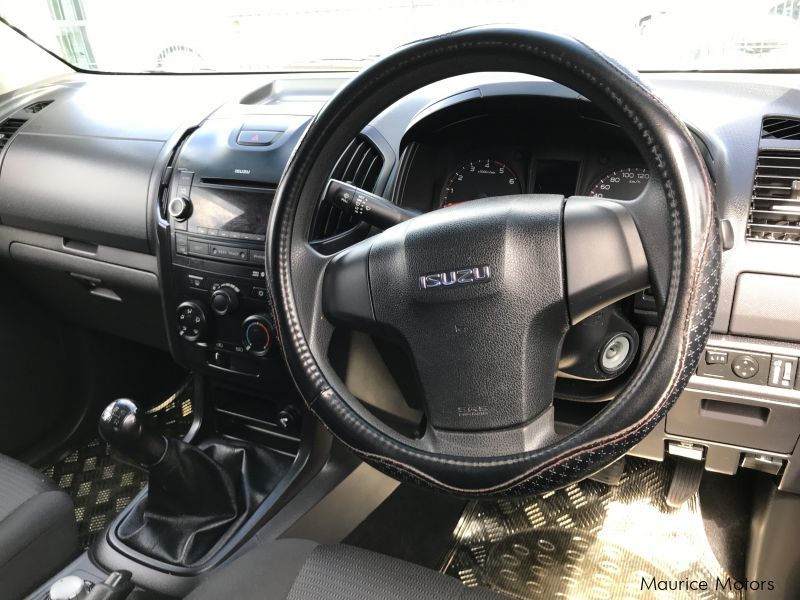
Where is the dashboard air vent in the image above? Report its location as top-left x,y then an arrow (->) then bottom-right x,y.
761,117 -> 800,141
0,118 -> 27,151
24,100 -> 52,114
747,149 -> 800,243
311,136 -> 384,241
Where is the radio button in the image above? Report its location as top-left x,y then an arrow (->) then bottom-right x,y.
250,249 -> 265,264
186,274 -> 207,290
168,196 -> 192,221
250,287 -> 268,300
189,240 -> 209,255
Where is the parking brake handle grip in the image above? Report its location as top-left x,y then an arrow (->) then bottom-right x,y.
324,179 -> 418,230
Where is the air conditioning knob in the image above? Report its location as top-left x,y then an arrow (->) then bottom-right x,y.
242,314 -> 273,356
211,287 -> 239,316
168,196 -> 192,221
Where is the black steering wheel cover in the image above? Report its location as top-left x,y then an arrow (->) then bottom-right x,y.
268,27 -> 720,496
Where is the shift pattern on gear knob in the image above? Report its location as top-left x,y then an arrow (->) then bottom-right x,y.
99,398 -> 168,467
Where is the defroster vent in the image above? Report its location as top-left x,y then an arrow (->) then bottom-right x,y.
747,149 -> 800,243
311,136 -> 384,241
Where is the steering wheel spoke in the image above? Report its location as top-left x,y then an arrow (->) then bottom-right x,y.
419,405 -> 559,456
321,238 -> 377,331
563,196 -> 650,324
622,183 -> 674,309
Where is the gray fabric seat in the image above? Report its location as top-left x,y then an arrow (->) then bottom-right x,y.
0,453 -> 79,599
188,538 -> 504,600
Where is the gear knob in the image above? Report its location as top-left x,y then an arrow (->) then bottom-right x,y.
99,399 -> 167,467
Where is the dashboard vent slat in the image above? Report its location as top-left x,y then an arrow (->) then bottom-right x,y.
762,117 -> 800,140
747,144 -> 800,243
0,118 -> 27,151
311,136 -> 385,241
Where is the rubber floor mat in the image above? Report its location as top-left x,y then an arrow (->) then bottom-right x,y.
42,381 -> 193,548
442,459 -> 742,600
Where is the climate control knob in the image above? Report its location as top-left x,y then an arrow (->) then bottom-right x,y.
211,287 -> 239,316
168,196 -> 192,221
176,301 -> 207,342
242,314 -> 273,356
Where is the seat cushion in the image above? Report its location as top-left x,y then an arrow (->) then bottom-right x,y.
188,539 -> 504,600
0,454 -> 79,599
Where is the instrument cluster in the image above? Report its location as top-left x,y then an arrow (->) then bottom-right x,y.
393,96 -> 655,213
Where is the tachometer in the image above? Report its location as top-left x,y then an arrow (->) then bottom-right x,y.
441,159 -> 522,207
588,167 -> 650,200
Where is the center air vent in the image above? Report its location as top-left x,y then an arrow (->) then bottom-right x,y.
0,118 -> 27,151
311,136 -> 385,241
747,149 -> 800,243
761,116 -> 800,140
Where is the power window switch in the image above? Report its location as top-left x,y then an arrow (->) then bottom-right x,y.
768,355 -> 797,388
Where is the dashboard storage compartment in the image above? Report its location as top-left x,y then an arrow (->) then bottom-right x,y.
7,241 -> 164,348
666,389 -> 800,453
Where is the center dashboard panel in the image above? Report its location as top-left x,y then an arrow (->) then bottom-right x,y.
158,113 -> 314,396
157,105 -> 395,407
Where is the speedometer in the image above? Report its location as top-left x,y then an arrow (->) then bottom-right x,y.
588,167 -> 650,200
440,159 -> 522,207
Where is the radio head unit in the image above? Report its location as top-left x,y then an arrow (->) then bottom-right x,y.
172,182 -> 273,241
170,173 -> 274,266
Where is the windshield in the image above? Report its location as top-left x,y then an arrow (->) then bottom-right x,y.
1,0 -> 799,73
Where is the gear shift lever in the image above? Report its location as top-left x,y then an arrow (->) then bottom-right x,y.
98,399 -> 167,467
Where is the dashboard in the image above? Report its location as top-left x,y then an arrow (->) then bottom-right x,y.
2,70 -> 800,493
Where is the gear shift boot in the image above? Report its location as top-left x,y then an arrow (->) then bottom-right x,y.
98,400 -> 293,568
118,438 -> 291,566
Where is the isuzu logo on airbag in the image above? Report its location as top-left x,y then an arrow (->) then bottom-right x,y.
419,265 -> 491,289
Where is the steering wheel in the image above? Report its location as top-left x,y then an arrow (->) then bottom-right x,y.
267,27 -> 720,496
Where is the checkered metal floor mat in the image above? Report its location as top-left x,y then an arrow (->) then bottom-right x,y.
42,382 -> 193,548
442,459 -> 741,600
